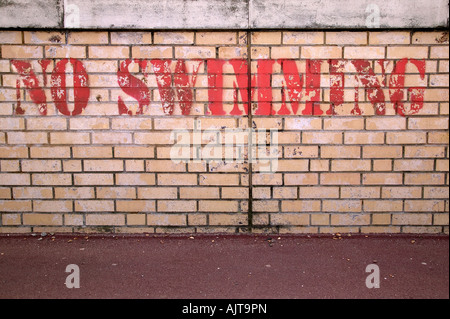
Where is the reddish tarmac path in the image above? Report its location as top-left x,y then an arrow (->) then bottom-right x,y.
0,234 -> 448,299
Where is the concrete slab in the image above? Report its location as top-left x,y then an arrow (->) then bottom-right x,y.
64,0 -> 249,29
249,0 -> 449,29
0,0 -> 62,28
0,234 -> 448,299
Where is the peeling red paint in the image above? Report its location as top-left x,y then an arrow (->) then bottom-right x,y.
117,59 -> 151,116
10,58 -> 427,117
51,58 -> 90,116
389,58 -> 426,116
11,60 -> 48,115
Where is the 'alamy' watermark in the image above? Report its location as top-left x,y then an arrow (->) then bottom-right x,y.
170,120 -> 279,172
65,264 -> 80,289
365,264 -> 380,289
365,4 -> 381,28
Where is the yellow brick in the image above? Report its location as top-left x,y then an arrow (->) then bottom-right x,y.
301,46 -> 342,59
369,31 -> 410,45
285,118 -> 321,130
157,200 -> 196,212
0,31 -> 23,44
86,214 -> 125,226
0,118 -> 25,130
199,174 -> 239,186
0,187 -> 11,199
326,32 -> 367,45
300,187 -> 339,199
310,160 -> 330,172
2,213 -> 21,225
405,200 -> 445,212
97,187 -> 136,199
408,118 -> 449,130
158,174 -> 197,186
21,160 -> 61,172
180,187 -> 219,199
68,32 -> 109,44
386,132 -> 426,144
363,173 -> 403,185
271,46 -> 299,59
344,132 -> 384,145
92,132 -> 132,145
75,200 -> 114,212
50,132 -> 90,145
332,160 -> 371,171
30,147 -> 71,159
323,200 -> 362,212
116,173 -> 155,186
405,173 -> 445,185
63,160 -> 82,172
73,146 -> 112,158
424,187 -> 450,199
271,213 -> 309,226
132,46 -> 173,59
146,160 -> 186,172
0,147 -> 28,159
126,214 -> 146,226
154,118 -> 195,130
372,214 -> 392,225
209,213 -> 247,226
0,199 -> 31,212
89,46 -> 129,59
23,213 -> 63,225
373,159 -> 392,171
114,146 -> 155,158
382,187 -> 422,199
311,214 -> 330,225
74,173 -> 114,186
0,173 -> 30,185
55,187 -> 95,199
302,132 -> 342,144
8,132 -> 48,145
331,214 -> 370,226
283,32 -> 324,45
70,118 -> 110,130
320,173 -> 360,185
148,213 -> 186,226
324,118 -> 364,131
45,46 -> 86,59
84,160 -> 123,172
284,173 -> 318,186
392,213 -> 432,225
116,200 -> 155,212
394,159 -> 434,171
110,32 -> 152,45
363,146 -> 402,159
154,32 -> 194,44
2,45 -> 43,58
252,32 -> 282,45
34,200 -> 72,212
188,214 -> 208,226
430,46 -> 449,59
175,47 -> 215,59
281,200 -> 321,212
341,187 -> 380,199
364,200 -> 403,212
0,160 -> 19,172
366,118 -> 406,130
387,46 -> 428,59
137,187 -> 178,199
196,32 -> 236,45
199,200 -> 238,212
344,47 -> 385,59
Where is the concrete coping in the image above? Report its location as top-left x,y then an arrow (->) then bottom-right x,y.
0,0 -> 449,29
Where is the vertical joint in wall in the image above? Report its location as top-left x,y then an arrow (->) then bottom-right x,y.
247,30 -> 253,232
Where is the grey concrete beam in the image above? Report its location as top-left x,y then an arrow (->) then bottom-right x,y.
250,0 -> 449,29
0,0 -> 62,28
0,0 -> 448,29
64,0 -> 249,29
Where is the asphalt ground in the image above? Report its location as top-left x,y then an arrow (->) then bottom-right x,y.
0,233 -> 448,300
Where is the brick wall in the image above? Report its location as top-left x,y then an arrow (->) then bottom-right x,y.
0,30 -> 448,234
